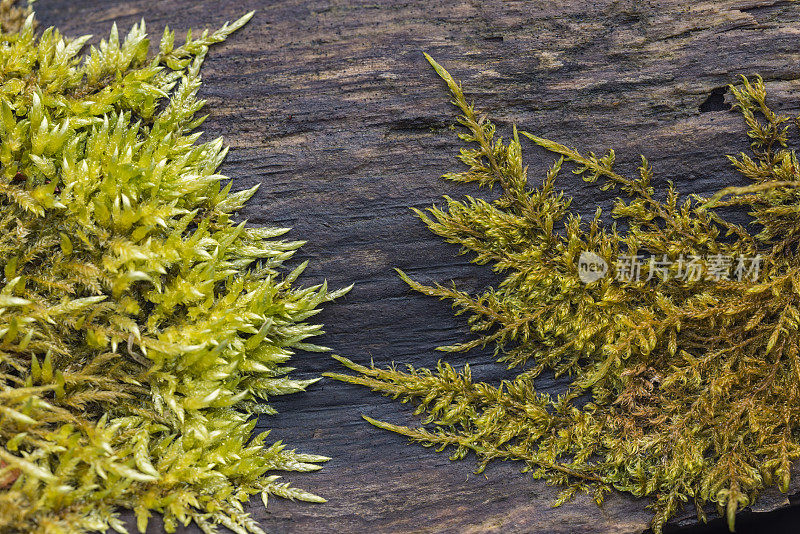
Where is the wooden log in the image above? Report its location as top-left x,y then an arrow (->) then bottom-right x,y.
32,0 -> 800,532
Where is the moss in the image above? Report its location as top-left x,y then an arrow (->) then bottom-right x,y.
0,0 -> 33,34
0,7 -> 347,534
328,55 -> 800,532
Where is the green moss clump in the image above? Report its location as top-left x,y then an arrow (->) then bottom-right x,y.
328,55 -> 800,531
0,9 -> 346,534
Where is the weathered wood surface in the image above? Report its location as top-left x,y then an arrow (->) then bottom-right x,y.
33,0 -> 800,532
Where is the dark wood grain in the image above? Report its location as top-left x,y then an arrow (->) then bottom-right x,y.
30,0 -> 800,532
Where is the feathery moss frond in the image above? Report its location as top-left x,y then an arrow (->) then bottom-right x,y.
328,55 -> 800,532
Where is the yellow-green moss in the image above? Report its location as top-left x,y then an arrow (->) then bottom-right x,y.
328,55 -> 800,532
0,9 -> 346,534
